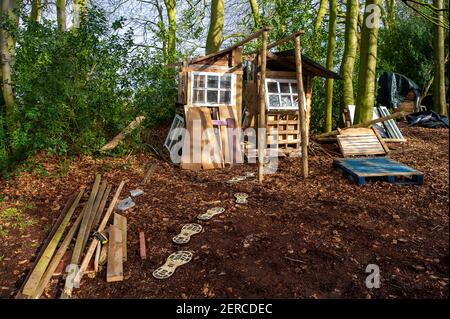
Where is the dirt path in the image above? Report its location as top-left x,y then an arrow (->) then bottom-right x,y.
0,125 -> 448,299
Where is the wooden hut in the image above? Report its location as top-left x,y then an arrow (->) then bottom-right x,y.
172,46 -> 245,169
244,49 -> 341,156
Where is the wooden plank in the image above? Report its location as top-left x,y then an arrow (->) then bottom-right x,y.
266,70 -> 296,79
114,213 -> 127,262
15,192 -> 76,299
188,26 -> 271,65
181,107 -> 202,170
143,162 -> 157,183
21,188 -> 85,297
107,225 -> 123,282
235,73 -> 243,128
82,180 -> 106,249
314,111 -> 407,139
92,184 -> 112,229
139,232 -> 146,260
338,127 -> 374,135
32,209 -> 85,299
65,181 -> 126,297
200,107 -> 223,169
337,134 -> 386,157
70,175 -> 101,266
218,105 -> 242,164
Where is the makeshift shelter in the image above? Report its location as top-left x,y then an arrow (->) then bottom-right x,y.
244,49 -> 341,156
167,28 -> 340,182
172,47 -> 245,170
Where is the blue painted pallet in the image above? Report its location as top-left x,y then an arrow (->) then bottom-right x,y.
333,157 -> 424,186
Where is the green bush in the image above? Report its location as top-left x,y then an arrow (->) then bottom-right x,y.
0,8 -> 177,177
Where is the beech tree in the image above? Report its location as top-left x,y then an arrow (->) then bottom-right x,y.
355,0 -> 381,124
57,0 -> 67,32
205,0 -> 224,54
340,0 -> 359,109
324,0 -> 337,132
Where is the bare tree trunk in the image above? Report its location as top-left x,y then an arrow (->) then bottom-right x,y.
314,0 -> 328,32
164,0 -> 176,63
0,0 -> 17,139
324,0 -> 337,132
355,0 -> 381,124
432,0 -> 447,115
73,0 -> 87,28
56,0 -> 67,32
340,0 -> 358,111
205,0 -> 224,54
31,0 -> 41,22
249,0 -> 260,28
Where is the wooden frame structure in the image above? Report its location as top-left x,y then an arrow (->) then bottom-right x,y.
244,31 -> 341,180
168,27 -> 341,183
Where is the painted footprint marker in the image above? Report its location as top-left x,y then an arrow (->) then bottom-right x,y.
226,176 -> 246,184
172,223 -> 203,244
234,193 -> 248,204
197,207 -> 225,221
152,251 -> 193,280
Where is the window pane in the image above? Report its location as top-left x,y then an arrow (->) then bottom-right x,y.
194,74 -> 205,88
220,75 -> 232,89
220,91 -> 231,104
269,95 -> 280,107
291,83 -> 298,93
193,89 -> 205,103
281,95 -> 292,107
207,75 -> 219,88
207,90 -> 218,103
267,82 -> 279,93
292,94 -> 298,104
280,82 -> 290,93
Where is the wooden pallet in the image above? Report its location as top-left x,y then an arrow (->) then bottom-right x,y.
336,127 -> 389,157
333,157 -> 424,185
266,112 -> 300,153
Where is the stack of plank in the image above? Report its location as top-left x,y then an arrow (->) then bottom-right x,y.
16,175 -> 126,299
181,106 -> 243,170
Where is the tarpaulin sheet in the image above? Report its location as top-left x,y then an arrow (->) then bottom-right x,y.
377,72 -> 421,111
406,110 -> 449,129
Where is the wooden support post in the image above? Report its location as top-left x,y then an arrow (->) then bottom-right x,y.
294,35 -> 309,179
258,29 -> 268,183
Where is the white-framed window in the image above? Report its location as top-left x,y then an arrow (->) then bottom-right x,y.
191,72 -> 235,106
265,79 -> 298,110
